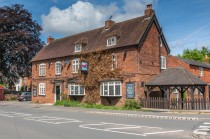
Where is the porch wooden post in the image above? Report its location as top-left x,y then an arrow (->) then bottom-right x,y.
146,88 -> 151,108
203,86 -> 206,109
181,87 -> 184,109
191,87 -> 195,110
198,88 -> 201,110
166,88 -> 170,109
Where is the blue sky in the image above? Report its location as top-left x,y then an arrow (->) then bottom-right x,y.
0,0 -> 210,55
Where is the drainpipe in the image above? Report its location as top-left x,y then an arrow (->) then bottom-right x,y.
158,27 -> 163,73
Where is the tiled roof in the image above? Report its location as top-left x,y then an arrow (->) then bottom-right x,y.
179,58 -> 210,69
31,13 -> 156,62
146,67 -> 207,86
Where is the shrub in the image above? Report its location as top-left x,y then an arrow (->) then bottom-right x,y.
124,99 -> 141,110
63,100 -> 80,107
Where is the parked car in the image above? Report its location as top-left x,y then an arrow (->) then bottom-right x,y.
18,92 -> 31,101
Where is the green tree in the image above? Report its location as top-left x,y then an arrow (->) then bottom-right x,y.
0,4 -> 43,85
178,47 -> 210,62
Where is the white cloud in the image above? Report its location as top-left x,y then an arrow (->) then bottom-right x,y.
41,0 -> 157,36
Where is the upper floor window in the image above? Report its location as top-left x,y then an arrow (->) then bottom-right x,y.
100,81 -> 122,97
72,59 -> 80,73
199,67 -> 203,77
111,53 -> 117,70
39,83 -> 46,96
160,56 -> 166,69
107,36 -> 117,46
68,84 -> 85,96
39,63 -> 46,76
160,39 -> 163,47
55,61 -> 62,75
75,44 -> 82,52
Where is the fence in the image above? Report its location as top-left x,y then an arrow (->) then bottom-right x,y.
141,97 -> 210,110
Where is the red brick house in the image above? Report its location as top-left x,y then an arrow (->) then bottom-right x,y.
31,4 -> 170,105
14,76 -> 32,91
168,56 -> 210,100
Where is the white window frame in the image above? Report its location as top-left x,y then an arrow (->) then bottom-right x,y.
39,83 -> 46,96
72,59 -> 80,73
100,81 -> 122,97
55,61 -> 62,75
68,84 -> 85,96
107,36 -> 117,46
74,44 -> 82,52
111,53 -> 117,70
160,56 -> 166,69
39,63 -> 46,76
199,67 -> 203,77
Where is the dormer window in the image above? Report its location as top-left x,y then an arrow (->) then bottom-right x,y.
75,44 -> 82,52
107,36 -> 116,46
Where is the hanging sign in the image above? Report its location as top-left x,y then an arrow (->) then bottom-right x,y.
81,62 -> 88,72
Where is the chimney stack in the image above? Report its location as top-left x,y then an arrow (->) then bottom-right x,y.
105,20 -> 115,29
47,36 -> 54,44
204,55 -> 209,63
145,4 -> 154,16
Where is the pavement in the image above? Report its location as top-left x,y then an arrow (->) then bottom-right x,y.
0,101 -> 210,139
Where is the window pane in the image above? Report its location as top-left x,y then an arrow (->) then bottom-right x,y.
109,85 -> 114,96
100,84 -> 103,95
71,85 -> 74,95
75,86 -> 79,94
104,84 -> 108,95
115,85 -> 121,95
80,86 -> 84,95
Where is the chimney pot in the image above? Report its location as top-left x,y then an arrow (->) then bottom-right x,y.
204,55 -> 209,63
105,20 -> 115,29
145,4 -> 154,16
47,36 -> 54,44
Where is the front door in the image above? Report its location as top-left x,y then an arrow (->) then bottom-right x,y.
55,85 -> 61,102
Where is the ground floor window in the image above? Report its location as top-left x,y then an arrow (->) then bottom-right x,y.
68,84 -> 85,96
39,83 -> 46,96
100,81 -> 122,97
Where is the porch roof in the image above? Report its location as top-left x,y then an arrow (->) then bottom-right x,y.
146,67 -> 207,87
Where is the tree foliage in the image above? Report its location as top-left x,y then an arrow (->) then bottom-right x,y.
178,47 -> 210,62
0,4 -> 43,85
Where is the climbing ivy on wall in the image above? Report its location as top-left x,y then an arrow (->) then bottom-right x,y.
77,49 -> 122,103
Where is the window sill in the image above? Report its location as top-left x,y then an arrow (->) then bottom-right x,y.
69,94 -> 85,96
39,95 -> 46,96
100,95 -> 122,97
107,44 -> 116,47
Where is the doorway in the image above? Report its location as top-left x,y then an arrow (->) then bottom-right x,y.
55,85 -> 61,102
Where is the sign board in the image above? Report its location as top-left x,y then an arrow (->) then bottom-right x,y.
126,82 -> 135,98
81,62 -> 88,72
